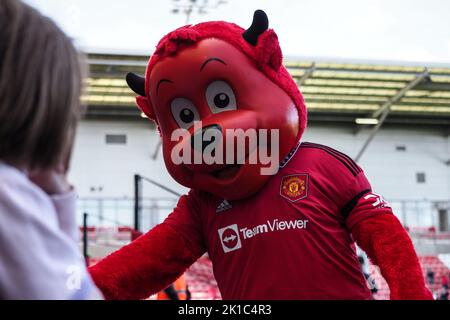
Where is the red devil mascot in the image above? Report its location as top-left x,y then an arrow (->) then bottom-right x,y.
89,10 -> 432,300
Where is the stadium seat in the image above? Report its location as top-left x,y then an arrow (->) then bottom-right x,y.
369,255 -> 450,300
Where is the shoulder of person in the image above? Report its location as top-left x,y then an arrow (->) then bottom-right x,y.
0,161 -> 58,228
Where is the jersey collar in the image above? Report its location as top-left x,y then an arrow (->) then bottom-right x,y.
279,140 -> 302,169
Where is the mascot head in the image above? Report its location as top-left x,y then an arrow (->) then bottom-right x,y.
127,10 -> 307,200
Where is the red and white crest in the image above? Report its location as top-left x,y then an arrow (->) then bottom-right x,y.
280,173 -> 308,202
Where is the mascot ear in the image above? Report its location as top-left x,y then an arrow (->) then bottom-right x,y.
126,72 -> 156,121
136,95 -> 156,121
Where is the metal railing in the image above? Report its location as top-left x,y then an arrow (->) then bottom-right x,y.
76,197 -> 178,232
390,200 -> 450,232
78,198 -> 450,259
77,198 -> 449,232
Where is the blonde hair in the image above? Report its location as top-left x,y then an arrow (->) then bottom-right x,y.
0,0 -> 85,170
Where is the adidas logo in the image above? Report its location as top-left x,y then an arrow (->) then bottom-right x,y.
216,200 -> 232,213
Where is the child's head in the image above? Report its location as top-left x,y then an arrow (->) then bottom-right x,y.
0,0 -> 84,170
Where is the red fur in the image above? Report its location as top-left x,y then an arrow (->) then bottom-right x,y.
352,214 -> 433,300
89,223 -> 201,300
143,21 -> 307,145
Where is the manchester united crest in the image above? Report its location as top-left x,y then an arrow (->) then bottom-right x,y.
280,174 -> 308,202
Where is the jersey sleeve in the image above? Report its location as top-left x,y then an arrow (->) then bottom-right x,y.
162,189 -> 207,257
302,143 -> 391,229
321,154 -> 394,230
345,190 -> 394,230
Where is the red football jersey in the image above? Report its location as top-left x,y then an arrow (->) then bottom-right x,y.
164,142 -> 393,299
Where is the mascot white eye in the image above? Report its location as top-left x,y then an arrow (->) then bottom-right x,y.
170,98 -> 200,129
205,80 -> 237,114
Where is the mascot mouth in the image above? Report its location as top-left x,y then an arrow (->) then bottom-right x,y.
212,164 -> 241,180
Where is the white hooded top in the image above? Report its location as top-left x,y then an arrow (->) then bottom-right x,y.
0,161 -> 101,299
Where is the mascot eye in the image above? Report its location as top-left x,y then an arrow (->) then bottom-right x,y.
170,98 -> 200,129
206,81 -> 237,114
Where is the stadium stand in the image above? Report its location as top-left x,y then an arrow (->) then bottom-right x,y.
83,53 -> 450,126
370,255 -> 449,300
88,249 -> 449,300
85,227 -> 449,300
185,255 -> 222,300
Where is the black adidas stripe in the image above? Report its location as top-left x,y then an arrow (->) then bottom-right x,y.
300,144 -> 358,176
302,142 -> 361,174
340,189 -> 372,220
300,142 -> 361,176
301,142 -> 361,173
326,146 -> 361,174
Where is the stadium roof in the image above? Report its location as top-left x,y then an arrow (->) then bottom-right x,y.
84,53 -> 450,126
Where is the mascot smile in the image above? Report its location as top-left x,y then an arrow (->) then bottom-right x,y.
89,10 -> 432,300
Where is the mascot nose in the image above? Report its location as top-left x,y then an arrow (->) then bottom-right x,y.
191,124 -> 222,153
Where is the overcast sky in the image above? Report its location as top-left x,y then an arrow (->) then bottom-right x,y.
24,0 -> 450,64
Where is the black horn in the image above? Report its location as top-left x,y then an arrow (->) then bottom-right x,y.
242,10 -> 269,46
126,72 -> 146,96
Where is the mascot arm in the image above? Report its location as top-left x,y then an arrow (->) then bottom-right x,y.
348,197 -> 432,300
89,193 -> 206,300
89,223 -> 202,300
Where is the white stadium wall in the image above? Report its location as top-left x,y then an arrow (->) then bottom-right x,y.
69,119 -> 188,199
69,119 -> 450,230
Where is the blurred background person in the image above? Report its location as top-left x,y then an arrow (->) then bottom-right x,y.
0,0 -> 101,299
157,274 -> 190,300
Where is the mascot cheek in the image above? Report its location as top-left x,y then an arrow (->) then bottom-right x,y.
162,141 -> 194,188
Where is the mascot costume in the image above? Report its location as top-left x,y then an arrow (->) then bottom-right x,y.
89,10 -> 432,300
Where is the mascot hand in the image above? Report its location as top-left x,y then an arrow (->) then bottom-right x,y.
352,214 -> 433,300
89,223 -> 201,300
